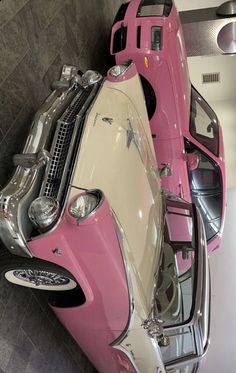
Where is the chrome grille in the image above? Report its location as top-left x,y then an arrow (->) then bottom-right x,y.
40,86 -> 93,200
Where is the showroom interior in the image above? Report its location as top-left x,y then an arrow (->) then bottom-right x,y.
0,0 -> 235,372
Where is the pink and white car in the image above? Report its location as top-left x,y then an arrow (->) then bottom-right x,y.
0,63 -> 210,372
110,0 -> 226,252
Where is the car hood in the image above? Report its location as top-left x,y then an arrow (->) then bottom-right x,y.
71,77 -> 163,312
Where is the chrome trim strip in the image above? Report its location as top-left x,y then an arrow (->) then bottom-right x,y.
110,211 -> 135,347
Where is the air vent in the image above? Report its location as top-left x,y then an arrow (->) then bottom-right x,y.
202,73 -> 220,84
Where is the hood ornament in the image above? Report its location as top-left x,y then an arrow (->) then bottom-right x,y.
142,317 -> 170,347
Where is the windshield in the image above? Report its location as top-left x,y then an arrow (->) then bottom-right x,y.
187,143 -> 222,242
154,199 -> 197,327
154,199 -> 199,366
190,86 -> 219,156
155,199 -> 210,368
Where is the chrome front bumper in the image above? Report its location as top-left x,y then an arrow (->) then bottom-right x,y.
0,65 -> 100,257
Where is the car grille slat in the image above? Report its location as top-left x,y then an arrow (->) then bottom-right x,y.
40,86 -> 93,201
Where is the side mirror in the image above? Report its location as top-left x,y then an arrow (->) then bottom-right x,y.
186,152 -> 199,171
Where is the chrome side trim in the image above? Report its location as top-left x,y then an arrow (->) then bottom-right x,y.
110,211 -> 135,347
68,189 -> 105,224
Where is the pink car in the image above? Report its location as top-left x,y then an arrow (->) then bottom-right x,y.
0,63 -> 210,372
110,0 -> 226,252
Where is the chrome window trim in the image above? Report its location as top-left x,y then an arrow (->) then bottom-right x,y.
162,205 -> 210,366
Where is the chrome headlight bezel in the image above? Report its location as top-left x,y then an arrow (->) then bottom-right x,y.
81,70 -> 102,87
28,197 -> 60,231
68,190 -> 103,222
108,60 -> 133,78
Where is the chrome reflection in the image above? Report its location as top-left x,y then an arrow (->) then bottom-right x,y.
217,21 -> 236,53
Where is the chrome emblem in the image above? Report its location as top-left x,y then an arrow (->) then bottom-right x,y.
102,117 -> 113,125
126,118 -> 142,159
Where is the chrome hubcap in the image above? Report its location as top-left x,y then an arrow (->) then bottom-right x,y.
13,269 -> 70,287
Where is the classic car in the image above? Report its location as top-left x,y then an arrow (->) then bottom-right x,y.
0,62 -> 210,372
110,0 -> 226,252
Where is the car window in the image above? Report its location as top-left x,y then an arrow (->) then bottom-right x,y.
154,201 -> 197,327
166,361 -> 198,373
190,87 -> 219,156
188,146 -> 222,241
161,326 -> 197,365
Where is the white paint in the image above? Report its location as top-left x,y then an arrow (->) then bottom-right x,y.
198,189 -> 236,373
175,0 -> 223,11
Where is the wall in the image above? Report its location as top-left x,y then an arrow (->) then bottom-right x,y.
188,55 -> 236,101
175,0 -> 222,11
199,188 -> 236,373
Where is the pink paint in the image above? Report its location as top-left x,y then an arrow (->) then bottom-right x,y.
110,0 -> 226,252
28,196 -> 131,373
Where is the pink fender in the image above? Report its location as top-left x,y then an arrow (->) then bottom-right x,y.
28,197 -> 131,373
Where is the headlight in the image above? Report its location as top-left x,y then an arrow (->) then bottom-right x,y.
81,70 -> 102,87
28,197 -> 60,230
108,60 -> 133,78
69,190 -> 102,221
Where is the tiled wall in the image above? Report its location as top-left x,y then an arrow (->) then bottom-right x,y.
0,0 -> 121,371
0,0 -> 121,187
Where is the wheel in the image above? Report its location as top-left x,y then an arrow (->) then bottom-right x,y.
2,258 -> 77,291
140,75 -> 156,120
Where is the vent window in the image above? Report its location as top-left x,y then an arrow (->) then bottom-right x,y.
112,26 -> 127,54
202,73 -> 220,84
137,26 -> 141,48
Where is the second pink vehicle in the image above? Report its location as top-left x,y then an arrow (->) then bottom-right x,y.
110,0 -> 226,252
